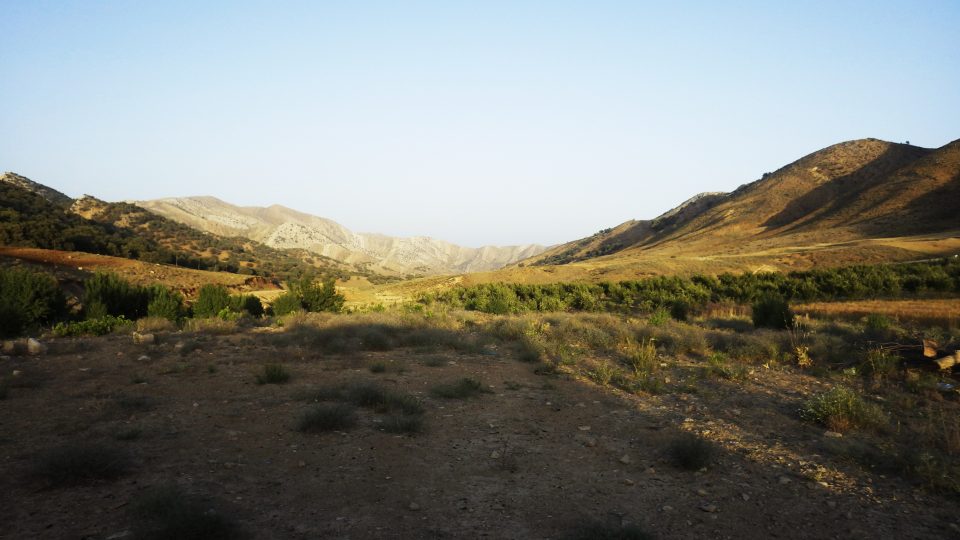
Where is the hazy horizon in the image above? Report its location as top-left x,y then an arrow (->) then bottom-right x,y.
2,1 -> 958,247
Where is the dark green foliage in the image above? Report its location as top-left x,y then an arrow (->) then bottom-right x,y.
430,377 -> 488,399
271,292 -> 302,316
131,485 -> 243,540
422,258 -> 960,314
31,443 -> 131,486
382,413 -> 424,434
668,433 -> 716,470
298,276 -> 345,313
147,286 -> 184,321
0,267 -> 66,338
297,403 -> 358,432
237,295 -> 264,317
193,284 -> 232,318
256,363 -> 290,385
83,272 -> 150,320
369,362 -> 387,373
751,295 -> 794,329
567,521 -> 654,540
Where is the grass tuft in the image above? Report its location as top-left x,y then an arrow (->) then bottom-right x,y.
131,485 -> 243,540
430,377 -> 488,399
668,432 -> 716,471
800,386 -> 887,432
296,403 -> 358,432
255,363 -> 290,385
568,520 -> 654,540
31,443 -> 132,486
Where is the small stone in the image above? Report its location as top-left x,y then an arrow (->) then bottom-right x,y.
697,489 -> 708,496
741,493 -> 750,502
623,479 -> 635,486
106,531 -> 132,540
137,355 -> 151,362
11,370 -> 22,377
778,476 -> 792,485
132,332 -> 156,345
1,340 -> 16,354
490,451 -> 501,459
645,467 -> 656,475
578,426 -> 591,431
26,338 -> 46,356
619,455 -> 632,465
408,502 -> 421,511
824,431 -> 843,438
699,504 -> 719,513
298,461 -> 306,468
661,505 -> 673,512
826,501 -> 837,509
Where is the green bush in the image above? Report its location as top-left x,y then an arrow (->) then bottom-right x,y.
147,286 -> 184,322
83,272 -> 150,320
751,295 -> 794,329
255,364 -> 290,385
800,386 -> 887,432
230,294 -> 264,318
0,267 -> 66,338
52,315 -> 130,337
430,378 -> 488,399
299,277 -> 345,313
193,284 -> 232,318
271,292 -> 302,316
297,403 -> 357,432
131,486 -> 243,540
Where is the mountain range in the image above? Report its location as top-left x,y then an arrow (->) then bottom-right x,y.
135,197 -> 546,276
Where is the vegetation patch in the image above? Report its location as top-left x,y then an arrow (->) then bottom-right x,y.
131,485 -> 243,540
255,363 -> 291,385
668,432 -> 716,470
296,403 -> 358,432
567,520 -> 653,540
800,386 -> 887,432
31,443 -> 132,486
431,377 -> 489,399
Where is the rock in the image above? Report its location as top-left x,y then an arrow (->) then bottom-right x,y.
619,455 -> 632,465
578,425 -> 591,431
12,370 -> 22,377
623,479 -> 635,486
408,502 -> 421,511
741,493 -> 750,501
2,340 -> 17,354
137,355 -> 151,362
490,451 -> 501,459
923,339 -> 939,358
173,341 -> 185,351
933,352 -> 959,370
106,531 -> 131,540
824,431 -> 843,438
661,505 -> 674,512
826,501 -> 836,509
133,332 -> 156,345
699,504 -> 719,513
696,489 -> 708,496
26,338 -> 46,356
778,476 -> 792,485
298,460 -> 306,468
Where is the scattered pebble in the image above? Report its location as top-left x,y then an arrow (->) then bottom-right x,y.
778,476 -> 792,485
578,426 -> 591,431
619,455 -> 632,465
741,493 -> 750,502
137,355 -> 151,362
824,431 -> 843,438
699,504 -> 719,513
623,479 -> 635,486
662,505 -> 674,512
408,502 -> 421,511
697,489 -> 708,496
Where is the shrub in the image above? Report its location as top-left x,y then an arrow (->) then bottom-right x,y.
131,485 -> 243,540
183,317 -> 238,335
136,316 -> 177,333
83,272 -> 150,320
231,294 -> 264,318
859,348 -> 900,380
668,432 -> 716,470
624,338 -> 657,376
193,284 -> 232,318
299,276 -> 345,313
52,315 -> 131,337
648,308 -> 670,326
270,292 -> 303,316
431,377 -> 488,399
381,413 -> 425,434
297,403 -> 357,432
0,267 -> 67,338
147,286 -> 184,321
568,521 -> 653,540
31,443 -> 131,486
256,364 -> 290,385
800,386 -> 887,432
751,295 -> 794,329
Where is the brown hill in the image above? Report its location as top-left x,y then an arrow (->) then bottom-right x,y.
516,138 -> 959,277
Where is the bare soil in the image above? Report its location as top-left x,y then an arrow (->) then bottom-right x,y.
1,327 -> 957,539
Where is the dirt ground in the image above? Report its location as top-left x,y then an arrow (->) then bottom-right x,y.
1,326 -> 957,539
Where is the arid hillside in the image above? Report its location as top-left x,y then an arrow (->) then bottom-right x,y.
484,138 -> 957,282
137,196 -> 546,276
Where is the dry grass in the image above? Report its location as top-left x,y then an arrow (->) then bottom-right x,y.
795,299 -> 960,328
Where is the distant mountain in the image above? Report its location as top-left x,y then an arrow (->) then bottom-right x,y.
517,137 -> 960,274
137,197 -> 546,275
0,173 -> 359,282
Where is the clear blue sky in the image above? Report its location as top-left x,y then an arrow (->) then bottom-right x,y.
2,1 -> 958,247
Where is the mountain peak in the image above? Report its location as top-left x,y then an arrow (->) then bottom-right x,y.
1,172 -> 73,207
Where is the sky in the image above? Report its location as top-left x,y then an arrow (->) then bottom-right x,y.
1,1 -> 958,248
